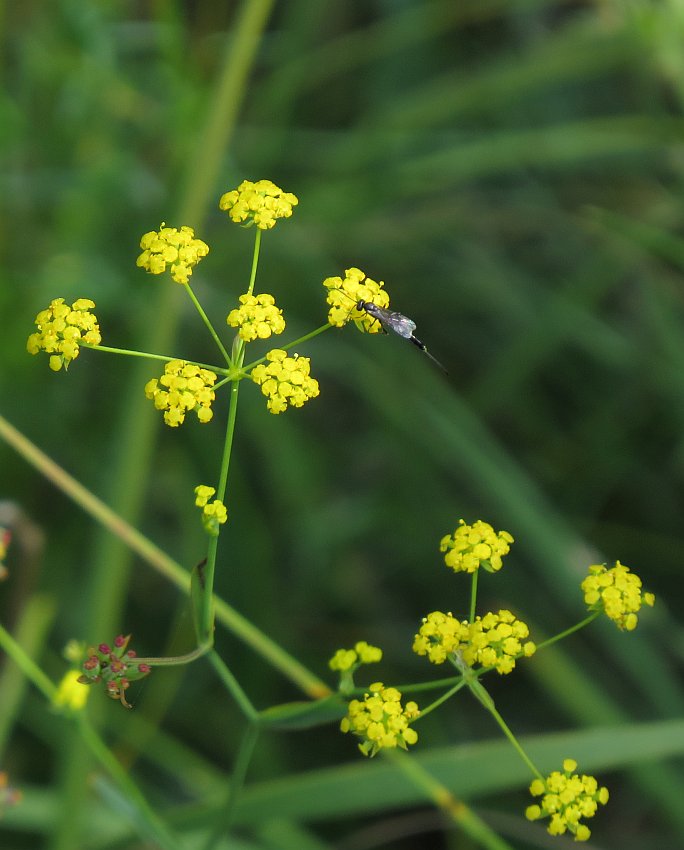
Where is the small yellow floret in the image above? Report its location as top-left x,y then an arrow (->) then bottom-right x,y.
413,609 -> 534,674
250,349 -> 319,414
227,293 -> 286,341
340,682 -> 420,757
329,641 -> 382,672
136,223 -> 209,284
27,297 -> 101,371
219,179 -> 298,230
526,759 -> 608,842
145,360 -> 217,427
323,267 -> 390,332
581,561 -> 655,631
440,519 -> 513,574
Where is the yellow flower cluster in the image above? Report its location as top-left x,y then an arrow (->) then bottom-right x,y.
412,611 -> 469,664
440,519 -> 514,574
413,609 -> 535,674
219,179 -> 298,230
145,360 -> 217,427
136,224 -> 209,285
581,561 -> 655,631
227,293 -> 286,341
340,682 -> 419,758
323,267 -> 389,333
194,485 -> 228,537
329,641 -> 383,672
27,298 -> 101,372
250,349 -> 319,414
526,759 -> 609,842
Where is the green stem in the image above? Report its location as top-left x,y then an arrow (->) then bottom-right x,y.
202,722 -> 260,850
415,678 -> 467,720
470,569 -> 479,623
460,664 -> 543,782
0,413 -> 329,698
184,283 -> 232,365
207,649 -> 259,721
246,228 -> 261,296
534,612 -> 600,652
135,641 -> 212,668
80,343 -> 231,377
241,322 -> 334,372
0,620 -> 56,702
198,360 -> 241,642
382,749 -> 514,850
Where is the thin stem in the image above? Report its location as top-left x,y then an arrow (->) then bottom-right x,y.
80,343 -> 231,376
241,322 -> 334,372
184,282 -> 232,365
246,228 -> 261,295
480,694 -> 544,782
207,649 -> 259,721
534,612 -> 601,652
135,641 -> 212,667
198,369 -> 241,641
470,569 -> 479,623
0,621 -> 56,702
0,413 -> 329,698
415,678 -> 467,720
202,722 -> 260,850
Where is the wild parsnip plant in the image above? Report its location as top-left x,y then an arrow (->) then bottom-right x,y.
3,178 -> 656,848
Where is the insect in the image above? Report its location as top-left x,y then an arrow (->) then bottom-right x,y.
356,300 -> 448,374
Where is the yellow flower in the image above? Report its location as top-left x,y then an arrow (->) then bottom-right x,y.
53,670 -> 89,712
136,223 -> 209,284
194,486 -> 227,536
194,485 -> 216,507
413,611 -> 468,664
145,360 -> 217,427
340,682 -> 419,757
323,267 -> 390,332
466,610 -> 536,674
440,520 -> 513,574
414,610 -> 534,674
219,180 -> 298,230
581,561 -> 655,631
27,297 -> 101,371
250,349 -> 319,414
227,293 -> 286,341
526,759 -> 609,842
329,641 -> 383,672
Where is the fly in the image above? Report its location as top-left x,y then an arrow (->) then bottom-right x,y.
356,300 -> 448,374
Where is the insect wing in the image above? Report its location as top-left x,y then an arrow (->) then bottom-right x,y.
362,302 -> 416,339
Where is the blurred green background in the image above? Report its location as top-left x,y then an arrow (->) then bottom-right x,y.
2,1 -> 684,848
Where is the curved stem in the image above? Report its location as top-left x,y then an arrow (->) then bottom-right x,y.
0,413 -> 329,698
135,640 -> 212,668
